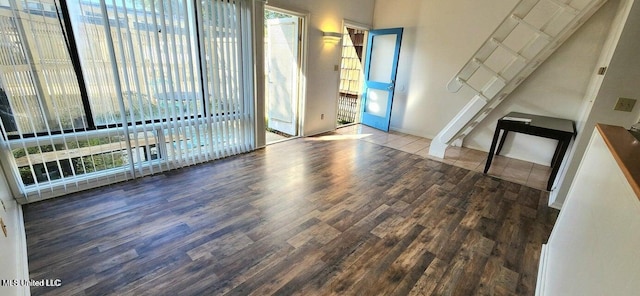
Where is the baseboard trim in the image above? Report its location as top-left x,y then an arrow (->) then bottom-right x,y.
304,128 -> 335,137
17,204 -> 30,296
535,243 -> 548,296
388,126 -> 434,139
548,190 -> 564,210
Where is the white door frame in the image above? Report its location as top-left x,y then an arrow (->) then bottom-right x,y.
264,5 -> 307,139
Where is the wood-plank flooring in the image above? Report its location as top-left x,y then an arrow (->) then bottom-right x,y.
23,134 -> 558,295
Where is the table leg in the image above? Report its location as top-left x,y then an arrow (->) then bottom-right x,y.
547,139 -> 569,191
496,130 -> 509,155
550,140 -> 563,168
484,126 -> 502,174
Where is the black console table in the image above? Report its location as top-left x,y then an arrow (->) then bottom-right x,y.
483,112 -> 576,190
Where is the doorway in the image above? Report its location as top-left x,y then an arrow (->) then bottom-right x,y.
337,26 -> 368,128
264,8 -> 304,144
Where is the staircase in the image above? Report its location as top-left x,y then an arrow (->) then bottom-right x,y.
429,0 -> 609,158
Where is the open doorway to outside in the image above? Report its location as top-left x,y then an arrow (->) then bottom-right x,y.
264,8 -> 304,144
337,25 -> 368,128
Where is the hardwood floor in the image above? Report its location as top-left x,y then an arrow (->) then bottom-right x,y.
23,134 -> 558,295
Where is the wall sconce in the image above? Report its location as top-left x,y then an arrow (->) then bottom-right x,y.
322,31 -> 342,44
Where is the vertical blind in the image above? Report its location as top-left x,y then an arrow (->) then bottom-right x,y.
0,0 -> 255,202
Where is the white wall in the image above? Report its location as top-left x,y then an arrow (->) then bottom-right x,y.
373,0 -> 619,165
0,162 -> 29,296
538,127 -> 640,295
552,0 -> 640,207
374,0 -> 516,135
263,0 -> 375,137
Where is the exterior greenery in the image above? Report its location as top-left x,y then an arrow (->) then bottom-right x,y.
13,136 -> 127,186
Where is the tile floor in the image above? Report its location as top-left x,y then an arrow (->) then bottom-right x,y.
334,124 -> 552,191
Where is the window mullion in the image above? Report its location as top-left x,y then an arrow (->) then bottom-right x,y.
56,1 -> 95,129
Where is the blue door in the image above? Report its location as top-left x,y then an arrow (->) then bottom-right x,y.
361,28 -> 403,132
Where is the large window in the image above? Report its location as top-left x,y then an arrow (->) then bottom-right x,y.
68,0 -> 205,125
0,2 -> 87,136
0,0 -> 255,201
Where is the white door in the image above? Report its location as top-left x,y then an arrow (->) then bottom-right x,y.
266,17 -> 300,136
